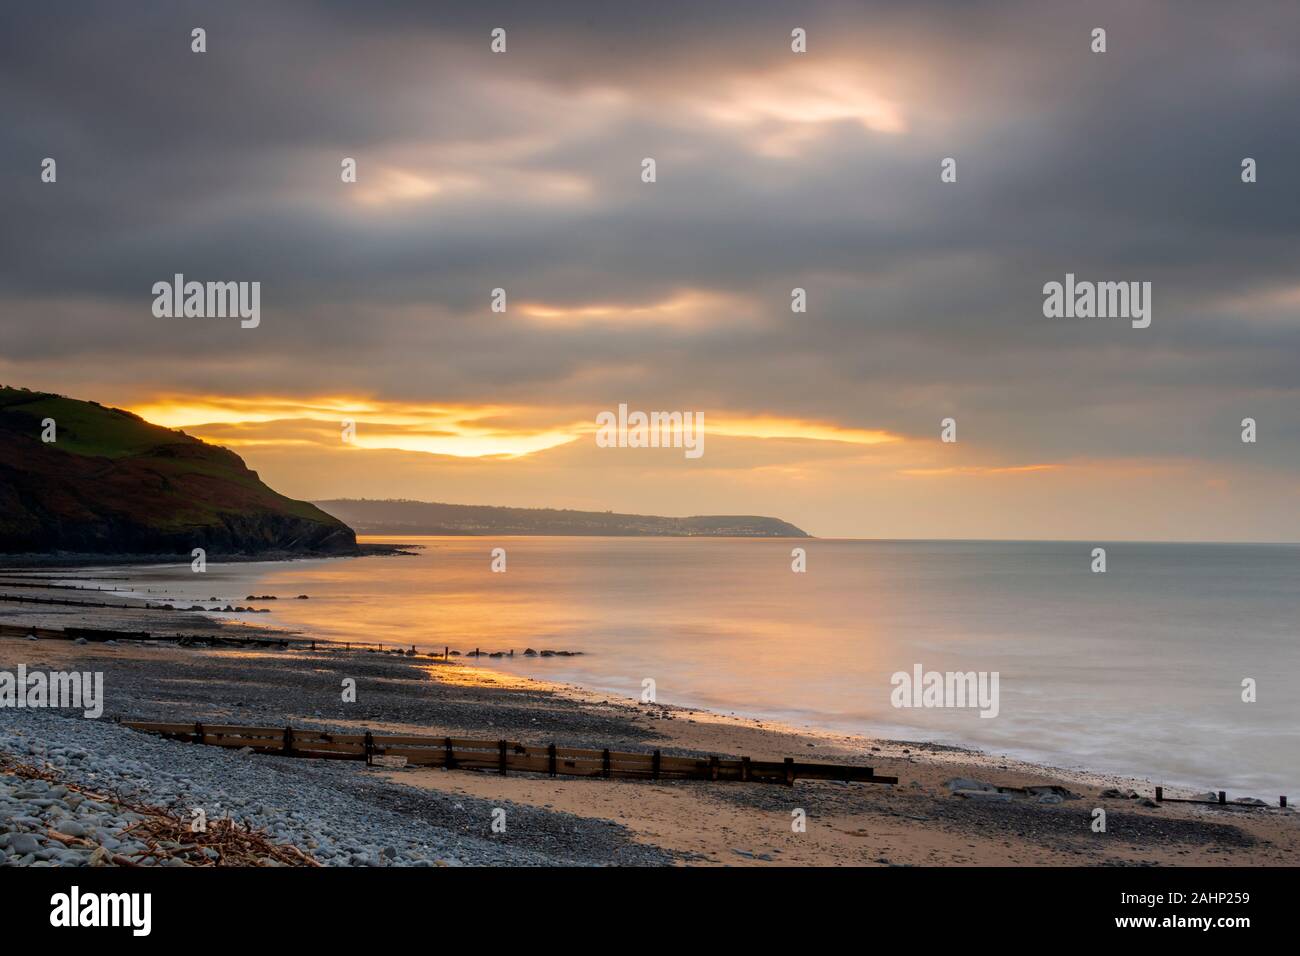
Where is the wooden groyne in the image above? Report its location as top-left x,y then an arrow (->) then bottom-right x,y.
121,720 -> 898,787
0,592 -> 175,611
0,622 -> 292,648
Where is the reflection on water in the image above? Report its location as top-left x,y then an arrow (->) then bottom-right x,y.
70,536 -> 1300,794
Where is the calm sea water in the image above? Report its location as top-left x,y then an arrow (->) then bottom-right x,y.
67,537 -> 1300,795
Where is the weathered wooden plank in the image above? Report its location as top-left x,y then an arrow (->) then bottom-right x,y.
359,735 -> 521,750
515,745 -> 654,767
504,755 -> 553,774
260,739 -> 364,756
655,755 -> 712,774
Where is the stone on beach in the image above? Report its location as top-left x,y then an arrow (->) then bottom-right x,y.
953,789 -> 1014,802
8,833 -> 43,854
1026,785 -> 1080,800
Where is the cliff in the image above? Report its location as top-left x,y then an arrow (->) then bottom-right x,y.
0,387 -> 357,556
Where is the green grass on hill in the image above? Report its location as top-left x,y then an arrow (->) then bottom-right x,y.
0,387 -> 181,459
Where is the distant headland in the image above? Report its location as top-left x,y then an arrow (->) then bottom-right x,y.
315,498 -> 810,538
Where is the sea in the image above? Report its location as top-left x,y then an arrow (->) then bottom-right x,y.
57,536 -> 1300,796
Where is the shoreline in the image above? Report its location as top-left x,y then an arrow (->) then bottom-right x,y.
1,570 -> 1292,806
2,602 -> 1297,865
0,542 -> 417,568
39,535 -> 1297,801
455,659 -> 1295,810
0,572 -> 1193,795
461,660 -> 1246,801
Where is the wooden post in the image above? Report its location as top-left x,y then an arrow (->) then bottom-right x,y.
652,749 -> 661,780
547,743 -> 557,777
444,736 -> 455,770
1154,786 -> 1163,802
709,756 -> 719,782
194,721 -> 204,746
499,739 -> 508,775
784,757 -> 795,787
1218,791 -> 1227,805
602,748 -> 612,778
444,645 -> 448,660
283,725 -> 294,756
741,756 -> 751,782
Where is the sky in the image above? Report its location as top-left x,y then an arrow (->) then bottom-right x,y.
2,0 -> 1299,539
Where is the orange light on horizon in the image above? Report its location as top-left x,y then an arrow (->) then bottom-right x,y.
705,415 -> 901,446
128,395 -> 581,459
133,395 -> 519,429
898,464 -> 1062,477
127,394 -> 907,461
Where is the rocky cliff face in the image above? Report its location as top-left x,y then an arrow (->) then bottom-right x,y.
0,387 -> 357,557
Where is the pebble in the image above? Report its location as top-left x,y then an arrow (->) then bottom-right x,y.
1,705 -> 665,866
8,834 -> 42,854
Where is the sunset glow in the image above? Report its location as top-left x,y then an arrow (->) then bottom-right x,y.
128,395 -> 905,461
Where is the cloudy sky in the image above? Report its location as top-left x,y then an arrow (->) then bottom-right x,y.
3,0 -> 1299,539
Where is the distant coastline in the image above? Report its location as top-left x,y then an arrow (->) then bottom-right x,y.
314,498 -> 810,538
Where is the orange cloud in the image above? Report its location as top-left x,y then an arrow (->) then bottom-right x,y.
130,396 -> 579,459
515,289 -> 754,328
694,63 -> 907,156
899,464 -> 1062,477
349,164 -> 592,208
706,415 -> 901,446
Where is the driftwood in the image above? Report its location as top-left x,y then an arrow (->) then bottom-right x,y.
0,753 -> 318,867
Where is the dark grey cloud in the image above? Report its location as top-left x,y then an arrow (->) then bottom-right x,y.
1,0 -> 1299,475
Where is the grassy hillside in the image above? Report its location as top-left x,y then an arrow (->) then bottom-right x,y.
0,386 -> 357,556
